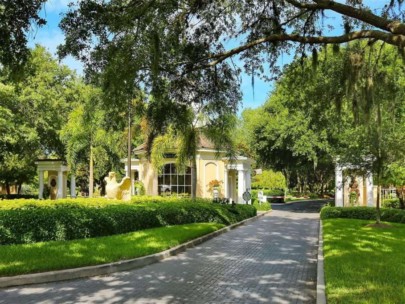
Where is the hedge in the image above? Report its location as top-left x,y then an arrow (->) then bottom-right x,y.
320,206 -> 405,224
0,199 -> 256,245
253,202 -> 272,211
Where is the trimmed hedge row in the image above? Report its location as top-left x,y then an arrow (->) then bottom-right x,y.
0,196 -> 212,210
320,206 -> 405,223
0,201 -> 256,245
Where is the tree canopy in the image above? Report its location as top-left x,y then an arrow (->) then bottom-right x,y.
59,0 -> 405,81
240,42 -> 405,195
0,0 -> 47,72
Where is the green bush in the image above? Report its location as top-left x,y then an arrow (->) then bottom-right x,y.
320,206 -> 405,223
253,202 -> 272,211
0,199 -> 256,245
382,198 -> 401,209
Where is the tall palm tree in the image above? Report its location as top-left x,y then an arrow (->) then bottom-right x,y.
150,106 -> 236,200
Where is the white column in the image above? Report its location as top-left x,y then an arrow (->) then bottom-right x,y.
246,169 -> 252,204
224,168 -> 228,198
366,171 -> 374,207
238,170 -> 246,204
38,170 -> 44,199
57,170 -> 64,199
70,174 -> 76,198
131,170 -> 135,195
125,162 -> 129,178
335,164 -> 344,207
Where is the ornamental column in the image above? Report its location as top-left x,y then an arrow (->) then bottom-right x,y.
335,164 -> 344,207
57,170 -> 64,199
224,168 -> 228,198
131,170 -> 135,195
238,170 -> 246,204
38,170 -> 44,199
366,171 -> 374,207
70,174 -> 76,198
246,169 -> 252,204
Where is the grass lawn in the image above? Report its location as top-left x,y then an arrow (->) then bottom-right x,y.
323,218 -> 405,304
0,222 -> 224,277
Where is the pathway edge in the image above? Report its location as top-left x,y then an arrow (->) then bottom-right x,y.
0,210 -> 271,289
316,220 -> 327,304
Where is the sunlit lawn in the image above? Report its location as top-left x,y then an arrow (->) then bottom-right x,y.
0,223 -> 224,276
323,218 -> 405,304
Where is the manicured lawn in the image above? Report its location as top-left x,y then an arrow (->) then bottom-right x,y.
0,223 -> 224,276
323,218 -> 405,304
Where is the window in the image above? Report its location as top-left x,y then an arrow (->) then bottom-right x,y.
158,163 -> 191,195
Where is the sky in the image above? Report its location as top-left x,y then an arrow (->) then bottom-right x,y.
27,0 -> 383,112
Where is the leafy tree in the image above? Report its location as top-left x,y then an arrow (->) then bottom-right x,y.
150,104 -> 236,200
57,0 -> 405,97
61,86 -> 127,197
252,170 -> 286,190
384,162 -> 405,209
0,46 -> 80,193
0,0 -> 46,72
245,43 -> 404,219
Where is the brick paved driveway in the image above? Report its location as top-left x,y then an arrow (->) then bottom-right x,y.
0,201 -> 326,304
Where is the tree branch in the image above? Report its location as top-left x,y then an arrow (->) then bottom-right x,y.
207,30 -> 405,66
286,0 -> 405,35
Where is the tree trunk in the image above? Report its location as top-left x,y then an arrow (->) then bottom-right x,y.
191,157 -> 197,201
89,145 -> 94,198
397,187 -> 405,209
375,100 -> 382,224
17,183 -> 22,194
5,181 -> 10,195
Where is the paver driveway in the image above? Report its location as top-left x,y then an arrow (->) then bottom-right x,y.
0,200 -> 327,304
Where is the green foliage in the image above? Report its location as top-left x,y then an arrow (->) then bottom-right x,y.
382,198 -> 401,209
252,170 -> 286,190
0,46 -> 88,190
323,218 -> 405,304
252,202 -> 271,211
320,206 -> 405,223
0,223 -> 224,276
0,198 -> 256,245
134,180 -> 145,195
0,0 -> 47,71
243,43 -> 404,198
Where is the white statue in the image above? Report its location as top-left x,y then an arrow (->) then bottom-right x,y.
104,172 -> 131,200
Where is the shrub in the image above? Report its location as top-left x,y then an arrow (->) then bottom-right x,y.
0,199 -> 256,245
253,202 -> 271,211
320,206 -> 405,224
382,198 -> 401,209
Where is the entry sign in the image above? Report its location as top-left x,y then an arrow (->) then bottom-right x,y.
243,190 -> 251,204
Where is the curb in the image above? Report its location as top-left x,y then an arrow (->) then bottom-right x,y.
0,210 -> 271,289
316,220 -> 327,304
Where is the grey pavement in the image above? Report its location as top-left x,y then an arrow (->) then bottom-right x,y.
0,200 -> 327,304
